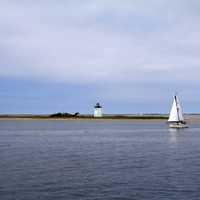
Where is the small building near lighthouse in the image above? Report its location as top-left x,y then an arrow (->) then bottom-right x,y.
94,103 -> 103,117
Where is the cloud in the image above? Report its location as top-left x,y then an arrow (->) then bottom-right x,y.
0,0 -> 200,84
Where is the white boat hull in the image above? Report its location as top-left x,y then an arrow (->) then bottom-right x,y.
169,123 -> 188,128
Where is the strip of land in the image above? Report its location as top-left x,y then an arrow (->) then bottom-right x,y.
0,114 -> 199,123
0,114 -> 167,121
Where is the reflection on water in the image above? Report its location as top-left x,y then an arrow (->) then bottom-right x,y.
168,128 -> 179,144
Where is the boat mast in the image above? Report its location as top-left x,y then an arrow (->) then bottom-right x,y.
174,95 -> 180,122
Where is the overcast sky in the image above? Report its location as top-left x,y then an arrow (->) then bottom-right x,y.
0,0 -> 200,114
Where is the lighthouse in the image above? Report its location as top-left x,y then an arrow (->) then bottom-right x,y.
94,103 -> 103,117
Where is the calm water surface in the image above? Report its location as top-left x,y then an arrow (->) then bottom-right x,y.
0,120 -> 200,200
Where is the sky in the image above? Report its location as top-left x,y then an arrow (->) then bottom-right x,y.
0,0 -> 200,114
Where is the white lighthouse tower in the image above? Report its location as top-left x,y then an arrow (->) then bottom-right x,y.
94,103 -> 103,117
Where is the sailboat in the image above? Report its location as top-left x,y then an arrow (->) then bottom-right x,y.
168,94 -> 188,128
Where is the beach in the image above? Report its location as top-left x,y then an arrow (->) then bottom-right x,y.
0,114 -> 199,123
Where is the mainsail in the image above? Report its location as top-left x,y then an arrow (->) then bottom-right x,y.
168,95 -> 184,122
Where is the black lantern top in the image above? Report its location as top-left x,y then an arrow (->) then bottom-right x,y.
94,103 -> 102,108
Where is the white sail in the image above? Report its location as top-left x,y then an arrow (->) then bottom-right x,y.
168,98 -> 179,122
176,96 -> 184,121
168,95 -> 184,122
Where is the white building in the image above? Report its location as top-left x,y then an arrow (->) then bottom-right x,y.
94,103 -> 103,117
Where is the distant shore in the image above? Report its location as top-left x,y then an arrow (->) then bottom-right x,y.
0,114 -> 199,123
0,114 -> 167,121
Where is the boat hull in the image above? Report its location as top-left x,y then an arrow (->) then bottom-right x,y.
169,123 -> 188,128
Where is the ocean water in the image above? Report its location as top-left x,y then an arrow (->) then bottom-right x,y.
0,120 -> 200,200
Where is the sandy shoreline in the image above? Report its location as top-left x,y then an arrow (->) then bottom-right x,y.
0,116 -> 200,123
0,117 -> 165,122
